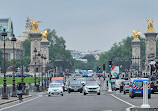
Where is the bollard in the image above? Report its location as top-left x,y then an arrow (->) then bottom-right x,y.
141,81 -> 150,108
107,80 -> 112,92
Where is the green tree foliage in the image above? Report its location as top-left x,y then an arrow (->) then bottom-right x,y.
98,36 -> 145,72
73,54 -> 97,70
22,38 -> 31,56
47,29 -> 73,71
82,54 -> 96,62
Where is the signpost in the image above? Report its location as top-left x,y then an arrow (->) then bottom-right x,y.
111,66 -> 119,78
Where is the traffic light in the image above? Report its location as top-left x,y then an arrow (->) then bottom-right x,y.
108,60 -> 112,68
98,67 -> 101,72
103,64 -> 105,70
97,67 -> 99,73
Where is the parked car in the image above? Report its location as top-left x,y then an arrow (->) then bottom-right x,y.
83,81 -> 100,95
123,82 -> 130,94
47,83 -> 63,96
120,80 -> 130,93
68,80 -> 83,93
129,78 -> 151,99
6,74 -> 13,77
114,79 -> 125,91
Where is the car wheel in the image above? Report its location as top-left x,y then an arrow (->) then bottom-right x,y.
80,90 -> 82,93
84,92 -> 86,95
61,94 -> 63,96
120,90 -> 121,93
124,91 -> 126,95
48,95 -> 50,97
97,92 -> 100,95
131,92 -> 134,98
68,89 -> 70,93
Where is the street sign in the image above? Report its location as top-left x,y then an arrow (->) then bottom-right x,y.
111,66 -> 119,78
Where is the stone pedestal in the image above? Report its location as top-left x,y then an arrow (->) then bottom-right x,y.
144,32 -> 157,69
132,40 -> 141,72
29,32 -> 42,74
41,40 -> 50,64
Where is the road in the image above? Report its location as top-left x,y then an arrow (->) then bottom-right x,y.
0,75 -> 158,111
0,91 -> 130,111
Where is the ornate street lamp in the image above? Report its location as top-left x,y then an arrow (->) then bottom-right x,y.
44,56 -> 47,89
41,54 -> 44,91
37,51 -> 41,91
11,34 -> 17,97
1,29 -> 8,99
34,48 -> 37,91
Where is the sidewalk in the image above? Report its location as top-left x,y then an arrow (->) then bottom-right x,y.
0,95 -> 31,105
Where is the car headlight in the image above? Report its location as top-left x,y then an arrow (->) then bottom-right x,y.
69,86 -> 72,88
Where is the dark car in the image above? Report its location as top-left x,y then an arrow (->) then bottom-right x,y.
68,80 -> 83,93
120,81 -> 129,93
6,74 -> 13,77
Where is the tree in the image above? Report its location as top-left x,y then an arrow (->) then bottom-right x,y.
82,54 -> 96,62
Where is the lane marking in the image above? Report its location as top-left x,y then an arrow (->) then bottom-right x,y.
0,96 -> 41,111
110,94 -> 136,107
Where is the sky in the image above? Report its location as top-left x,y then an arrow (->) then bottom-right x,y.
0,0 -> 158,52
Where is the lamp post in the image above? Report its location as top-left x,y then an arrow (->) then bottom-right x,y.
34,48 -> 37,91
21,49 -> 24,84
41,54 -> 44,91
37,52 -> 41,91
1,29 -> 8,99
44,56 -> 47,90
11,34 -> 17,97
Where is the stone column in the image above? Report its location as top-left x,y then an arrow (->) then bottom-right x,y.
29,32 -> 42,74
41,40 -> 50,63
132,40 -> 141,72
144,32 -> 157,69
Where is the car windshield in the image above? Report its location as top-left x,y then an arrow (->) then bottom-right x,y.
49,84 -> 61,88
86,82 -> 98,86
70,80 -> 81,85
135,81 -> 143,87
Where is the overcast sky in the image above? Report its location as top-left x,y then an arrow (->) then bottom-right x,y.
0,0 -> 158,51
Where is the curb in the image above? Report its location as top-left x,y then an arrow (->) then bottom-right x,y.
0,95 -> 32,105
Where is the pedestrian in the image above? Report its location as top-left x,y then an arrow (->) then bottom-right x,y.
17,82 -> 23,101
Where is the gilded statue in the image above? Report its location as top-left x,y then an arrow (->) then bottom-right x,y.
41,30 -> 48,41
132,30 -> 141,40
31,20 -> 40,32
146,18 -> 154,32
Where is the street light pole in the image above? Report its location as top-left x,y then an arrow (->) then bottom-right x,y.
41,54 -> 44,91
44,56 -> 47,89
34,48 -> 37,91
37,52 -> 41,91
1,29 -> 8,99
11,34 -> 17,97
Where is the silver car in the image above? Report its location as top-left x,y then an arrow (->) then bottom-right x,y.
83,81 -> 100,95
47,83 -> 63,96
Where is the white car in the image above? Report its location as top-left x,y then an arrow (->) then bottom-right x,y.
87,73 -> 93,77
47,83 -> 63,96
83,81 -> 100,95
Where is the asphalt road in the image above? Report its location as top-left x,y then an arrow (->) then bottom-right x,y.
0,91 -> 130,111
1,75 -> 158,111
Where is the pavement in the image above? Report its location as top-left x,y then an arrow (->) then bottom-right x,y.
0,95 -> 31,105
0,75 -> 158,111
